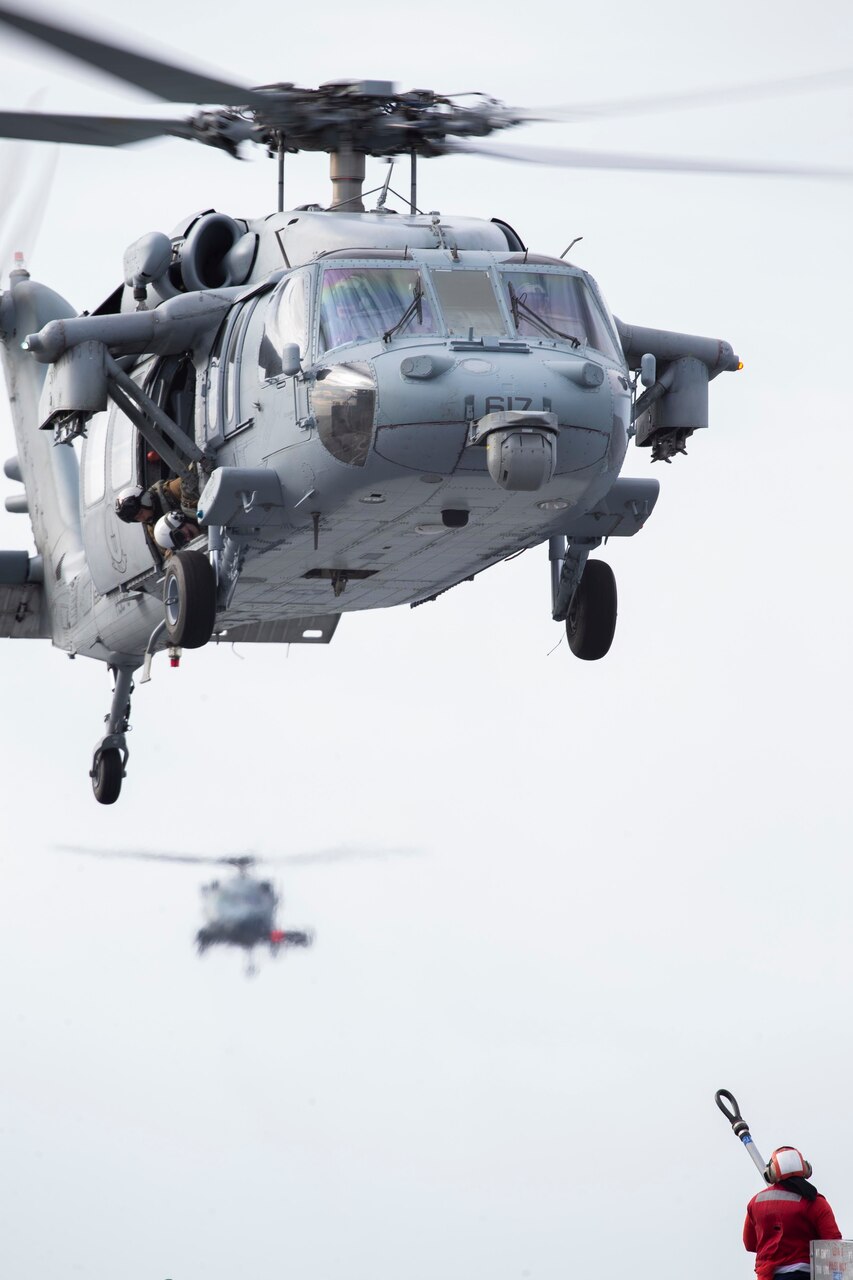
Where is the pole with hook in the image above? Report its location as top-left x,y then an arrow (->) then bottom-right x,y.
715,1088 -> 768,1180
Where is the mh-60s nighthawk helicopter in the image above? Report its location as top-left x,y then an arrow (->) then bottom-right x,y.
0,8 -> 847,805
63,845 -> 317,976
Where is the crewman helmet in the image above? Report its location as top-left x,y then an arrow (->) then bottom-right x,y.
153,511 -> 196,550
765,1147 -> 813,1183
115,485 -> 151,522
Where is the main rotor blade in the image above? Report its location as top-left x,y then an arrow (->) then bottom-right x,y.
522,67 -> 853,124
0,5 -> 268,106
449,138 -> 853,182
58,845 -> 418,868
0,109 -> 195,147
268,846 -> 420,866
0,139 -> 57,273
58,845 -> 230,866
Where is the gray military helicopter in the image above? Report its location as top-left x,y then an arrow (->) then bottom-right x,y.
0,7 -> 848,804
62,845 -> 315,975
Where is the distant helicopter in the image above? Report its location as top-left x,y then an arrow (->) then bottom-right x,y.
1,7 -> 849,805
62,846 -> 317,976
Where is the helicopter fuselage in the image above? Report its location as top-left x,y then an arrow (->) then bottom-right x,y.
196,874 -> 279,951
22,209 -> 651,657
0,204 -> 736,799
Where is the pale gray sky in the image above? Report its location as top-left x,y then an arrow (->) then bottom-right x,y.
1,1 -> 852,1277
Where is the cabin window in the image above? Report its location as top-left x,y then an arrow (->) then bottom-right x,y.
110,412 -> 134,490
259,273 -> 308,379
317,267 -> 436,353
83,412 -> 108,506
500,270 -> 621,361
430,268 -> 506,338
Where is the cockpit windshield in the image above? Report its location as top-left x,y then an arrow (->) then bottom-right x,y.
500,271 -> 621,361
429,269 -> 507,338
318,267 -> 437,353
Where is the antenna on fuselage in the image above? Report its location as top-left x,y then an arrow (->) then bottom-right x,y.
374,157 -> 395,210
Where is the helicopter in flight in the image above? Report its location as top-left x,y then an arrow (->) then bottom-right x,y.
0,8 -> 848,806
62,846 -> 315,976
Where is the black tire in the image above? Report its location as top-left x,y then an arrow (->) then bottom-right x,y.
163,550 -> 217,649
566,559 -> 617,661
92,747 -> 123,804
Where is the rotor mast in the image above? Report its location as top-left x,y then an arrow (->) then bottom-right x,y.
329,147 -> 366,212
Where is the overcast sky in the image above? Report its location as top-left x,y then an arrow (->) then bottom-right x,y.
1,1 -> 852,1278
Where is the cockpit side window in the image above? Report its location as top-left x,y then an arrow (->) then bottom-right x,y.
500,270 -> 621,361
318,267 -> 436,353
259,273 -> 308,380
223,299 -> 258,424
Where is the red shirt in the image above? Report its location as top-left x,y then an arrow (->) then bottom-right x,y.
744,1182 -> 841,1280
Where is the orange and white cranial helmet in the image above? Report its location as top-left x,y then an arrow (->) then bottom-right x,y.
766,1147 -> 813,1183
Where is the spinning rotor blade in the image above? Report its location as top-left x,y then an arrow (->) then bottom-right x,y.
521,67 -> 853,123
57,845 -> 242,866
0,134 -> 57,272
0,110 -> 197,147
448,137 -> 853,182
0,5 -> 268,106
57,845 -> 415,868
267,846 -> 420,867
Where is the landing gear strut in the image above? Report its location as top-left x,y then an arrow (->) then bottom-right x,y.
549,536 -> 618,661
90,664 -> 137,804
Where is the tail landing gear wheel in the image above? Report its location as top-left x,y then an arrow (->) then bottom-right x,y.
163,550 -> 217,649
91,748 -> 123,804
566,559 -> 617,661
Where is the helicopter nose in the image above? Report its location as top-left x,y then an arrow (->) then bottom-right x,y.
372,345 -> 616,490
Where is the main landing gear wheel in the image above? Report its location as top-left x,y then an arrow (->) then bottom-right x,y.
566,559 -> 617,661
163,550 -> 217,649
91,747 -> 123,804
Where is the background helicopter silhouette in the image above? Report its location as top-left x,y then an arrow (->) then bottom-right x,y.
0,4 -> 849,808
60,843 -> 415,975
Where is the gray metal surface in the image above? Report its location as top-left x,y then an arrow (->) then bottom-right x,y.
812,1240 -> 853,1280
214,615 -> 340,644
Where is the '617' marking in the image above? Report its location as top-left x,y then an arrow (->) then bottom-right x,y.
484,395 -> 533,414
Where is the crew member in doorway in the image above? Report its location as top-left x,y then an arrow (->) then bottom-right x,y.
114,473 -> 198,526
744,1146 -> 841,1280
153,511 -> 200,553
